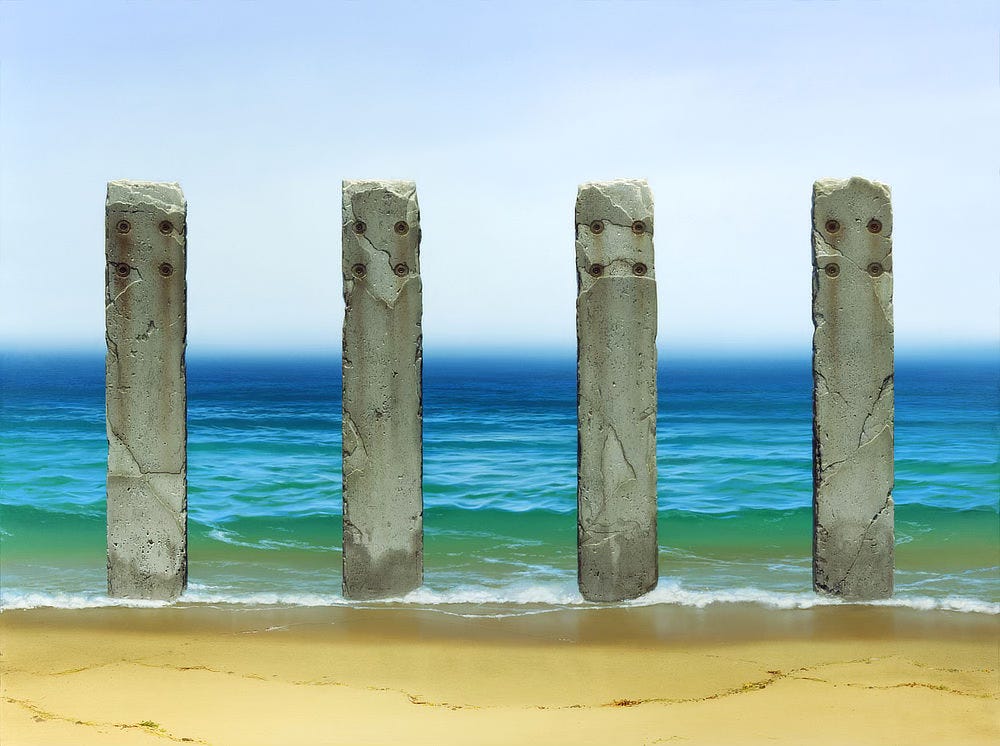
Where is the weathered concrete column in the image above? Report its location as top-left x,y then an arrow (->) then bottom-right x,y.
812,176 -> 894,600
105,181 -> 187,600
575,179 -> 658,602
341,180 -> 423,599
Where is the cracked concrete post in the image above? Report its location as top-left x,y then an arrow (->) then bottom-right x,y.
575,179 -> 658,602
812,176 -> 894,600
341,180 -> 423,599
105,181 -> 187,600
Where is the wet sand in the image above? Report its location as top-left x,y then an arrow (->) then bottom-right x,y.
1,604 -> 997,745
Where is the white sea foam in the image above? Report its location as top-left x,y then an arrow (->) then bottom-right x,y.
0,591 -> 170,610
205,528 -> 333,552
2,582 -> 997,615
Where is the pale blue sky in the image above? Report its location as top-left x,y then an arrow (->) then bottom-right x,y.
1,0 -> 997,354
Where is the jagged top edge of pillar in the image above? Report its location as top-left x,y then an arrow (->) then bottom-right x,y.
343,179 -> 417,196
107,180 -> 186,212
813,176 -> 891,200
575,179 -> 653,226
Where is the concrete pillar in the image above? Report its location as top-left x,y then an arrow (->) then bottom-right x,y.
341,180 -> 423,599
812,176 -> 894,600
105,181 -> 187,600
575,179 -> 658,602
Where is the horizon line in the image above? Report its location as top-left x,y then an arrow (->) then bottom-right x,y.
2,342 -> 998,362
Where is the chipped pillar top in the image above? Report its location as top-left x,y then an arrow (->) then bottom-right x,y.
576,179 -> 655,289
342,180 -> 420,309
107,180 -> 187,214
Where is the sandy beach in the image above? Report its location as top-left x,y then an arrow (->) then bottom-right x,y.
1,604 -> 996,745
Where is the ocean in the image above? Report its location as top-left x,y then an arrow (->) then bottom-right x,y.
1,352 -> 997,615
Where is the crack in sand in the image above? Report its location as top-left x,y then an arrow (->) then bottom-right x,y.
3,696 -> 209,744
135,661 -> 268,682
10,653 -> 995,721
786,677 -> 998,700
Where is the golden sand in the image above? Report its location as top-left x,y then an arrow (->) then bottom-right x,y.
1,605 -> 997,745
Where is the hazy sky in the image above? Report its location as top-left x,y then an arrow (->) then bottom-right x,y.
1,0 -> 997,354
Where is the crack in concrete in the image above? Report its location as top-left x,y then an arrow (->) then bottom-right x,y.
137,319 -> 157,341
107,423 -> 144,474
341,410 -> 369,478
347,200 -> 399,266
106,333 -> 121,363
603,422 -> 638,508
825,493 -> 892,595
858,374 -> 894,448
812,229 -> 866,275
814,369 -> 848,407
355,272 -> 416,311
106,276 -> 143,311
107,424 -> 182,479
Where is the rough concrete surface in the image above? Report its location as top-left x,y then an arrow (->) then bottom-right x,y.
576,179 -> 658,602
812,176 -> 894,600
105,180 -> 187,600
341,180 -> 423,599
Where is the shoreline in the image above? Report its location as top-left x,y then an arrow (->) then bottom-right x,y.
2,604 -> 997,745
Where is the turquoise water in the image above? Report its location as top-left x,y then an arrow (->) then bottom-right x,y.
1,352 -> 997,612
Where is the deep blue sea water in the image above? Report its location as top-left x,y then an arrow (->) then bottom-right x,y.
1,352 -> 997,614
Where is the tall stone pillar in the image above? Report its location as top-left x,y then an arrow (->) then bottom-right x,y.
812,176 -> 894,600
341,180 -> 423,599
575,179 -> 658,602
105,180 -> 187,600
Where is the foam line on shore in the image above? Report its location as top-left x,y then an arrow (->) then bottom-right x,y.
2,580 -> 997,615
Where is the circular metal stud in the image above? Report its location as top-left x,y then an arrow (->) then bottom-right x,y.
115,263 -> 130,277
588,263 -> 604,277
158,221 -> 173,235
590,220 -> 604,235
159,262 -> 174,277
867,262 -> 884,277
824,263 -> 840,278
867,218 -> 882,234
825,219 -> 840,234
352,263 -> 367,278
353,221 -> 367,235
116,220 -> 131,234
394,221 -> 409,235
633,262 -> 647,276
631,220 -> 646,235
393,263 -> 408,277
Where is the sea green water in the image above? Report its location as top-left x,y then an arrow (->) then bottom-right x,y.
1,353 -> 997,613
